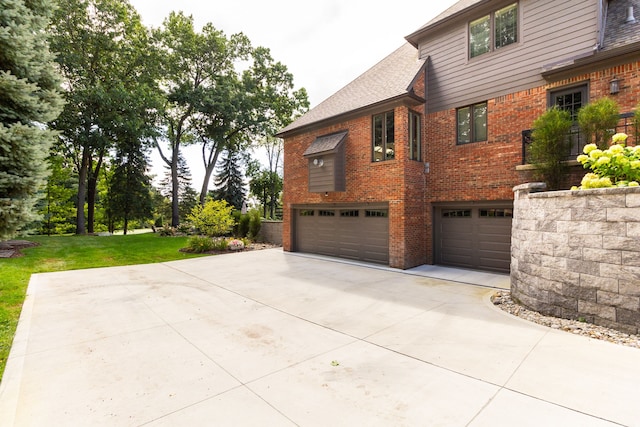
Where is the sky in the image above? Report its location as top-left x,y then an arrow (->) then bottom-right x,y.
127,0 -> 460,188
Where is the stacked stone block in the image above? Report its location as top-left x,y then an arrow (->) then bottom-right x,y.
511,183 -> 640,334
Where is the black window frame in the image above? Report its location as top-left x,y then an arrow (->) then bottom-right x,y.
372,110 -> 395,162
469,2 -> 518,59
409,111 -> 421,161
457,102 -> 488,145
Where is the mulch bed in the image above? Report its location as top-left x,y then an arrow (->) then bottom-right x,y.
0,240 -> 39,258
180,242 -> 281,256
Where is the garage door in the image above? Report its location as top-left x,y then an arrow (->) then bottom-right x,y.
434,206 -> 512,273
294,206 -> 389,264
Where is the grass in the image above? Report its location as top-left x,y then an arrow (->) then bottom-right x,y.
0,233 -> 208,380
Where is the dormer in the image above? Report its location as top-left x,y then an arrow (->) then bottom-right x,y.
303,130 -> 347,193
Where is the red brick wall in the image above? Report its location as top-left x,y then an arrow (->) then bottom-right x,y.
283,62 -> 640,269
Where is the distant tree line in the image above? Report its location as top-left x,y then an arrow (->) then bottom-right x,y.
0,0 -> 308,239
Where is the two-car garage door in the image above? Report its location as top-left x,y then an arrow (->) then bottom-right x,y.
294,206 -> 389,264
434,205 -> 513,273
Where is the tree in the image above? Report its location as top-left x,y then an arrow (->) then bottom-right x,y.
530,107 -> 573,190
151,12 -> 251,226
0,0 -> 64,239
106,144 -> 153,235
578,97 -> 620,149
39,154 -> 77,235
211,148 -> 246,210
49,0 -> 155,234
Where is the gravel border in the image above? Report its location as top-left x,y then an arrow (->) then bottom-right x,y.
491,290 -> 640,349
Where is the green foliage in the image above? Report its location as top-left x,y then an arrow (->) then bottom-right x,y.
188,199 -> 235,237
39,155 -> 77,235
212,149 -> 247,211
574,133 -> 640,189
248,209 -> 262,239
211,238 -> 229,251
238,213 -> 250,238
577,97 -> 620,149
0,0 -> 64,239
529,107 -> 574,190
186,235 -> 215,253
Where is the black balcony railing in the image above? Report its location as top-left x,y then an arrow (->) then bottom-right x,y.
522,112 -> 636,165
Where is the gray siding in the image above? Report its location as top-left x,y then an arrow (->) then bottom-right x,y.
419,0 -> 598,113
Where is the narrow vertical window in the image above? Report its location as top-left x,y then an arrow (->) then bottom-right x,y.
372,111 -> 395,161
469,16 -> 490,58
495,3 -> 518,49
409,111 -> 421,161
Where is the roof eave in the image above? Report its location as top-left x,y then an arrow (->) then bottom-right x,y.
276,92 -> 425,139
541,41 -> 640,80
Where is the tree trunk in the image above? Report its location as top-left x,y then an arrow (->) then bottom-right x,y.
86,153 -> 104,234
75,149 -> 90,235
199,141 -> 222,205
171,145 -> 180,227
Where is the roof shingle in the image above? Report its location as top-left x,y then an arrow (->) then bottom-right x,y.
277,43 -> 425,136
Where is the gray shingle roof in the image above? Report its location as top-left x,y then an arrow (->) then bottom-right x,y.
277,43 -> 426,136
603,0 -> 640,50
303,131 -> 348,157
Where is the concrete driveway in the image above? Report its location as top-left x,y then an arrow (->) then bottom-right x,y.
1,248 -> 639,426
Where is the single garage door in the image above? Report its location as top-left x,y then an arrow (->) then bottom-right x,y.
294,206 -> 389,264
434,205 -> 512,273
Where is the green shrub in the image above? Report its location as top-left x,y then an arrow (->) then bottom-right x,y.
529,107 -> 573,190
248,209 -> 261,239
237,213 -> 250,238
159,225 -> 176,236
212,237 -> 229,251
577,97 -> 620,149
186,236 -> 215,253
188,200 -> 235,237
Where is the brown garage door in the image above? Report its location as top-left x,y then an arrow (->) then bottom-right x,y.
295,206 -> 389,264
434,206 -> 512,273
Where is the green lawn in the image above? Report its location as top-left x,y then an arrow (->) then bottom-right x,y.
0,233 -> 208,379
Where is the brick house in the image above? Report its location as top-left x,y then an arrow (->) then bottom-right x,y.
276,0 -> 640,273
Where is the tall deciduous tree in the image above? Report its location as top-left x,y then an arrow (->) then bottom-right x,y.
50,0 -> 155,234
151,12 -> 251,226
0,0 -> 64,239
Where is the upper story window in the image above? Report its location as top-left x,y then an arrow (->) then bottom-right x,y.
409,111 -> 421,161
469,3 -> 518,59
372,111 -> 394,161
457,102 -> 487,144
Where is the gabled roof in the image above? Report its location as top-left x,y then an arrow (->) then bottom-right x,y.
277,43 -> 426,137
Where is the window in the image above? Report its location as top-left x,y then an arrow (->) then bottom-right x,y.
470,3 -> 518,59
480,208 -> 513,218
318,210 -> 335,217
340,210 -> 359,217
372,111 -> 394,161
442,209 -> 472,218
409,111 -> 421,161
550,85 -> 587,121
457,102 -> 487,144
299,210 -> 314,216
365,210 -> 388,218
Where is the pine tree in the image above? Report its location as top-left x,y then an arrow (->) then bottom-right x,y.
0,0 -> 64,239
212,149 -> 246,211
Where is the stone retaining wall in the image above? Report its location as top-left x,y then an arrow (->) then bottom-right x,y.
511,183 -> 640,334
256,220 -> 282,245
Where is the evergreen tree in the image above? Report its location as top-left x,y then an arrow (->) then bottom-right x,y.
0,0 -> 64,239
212,149 -> 246,211
107,144 -> 153,235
